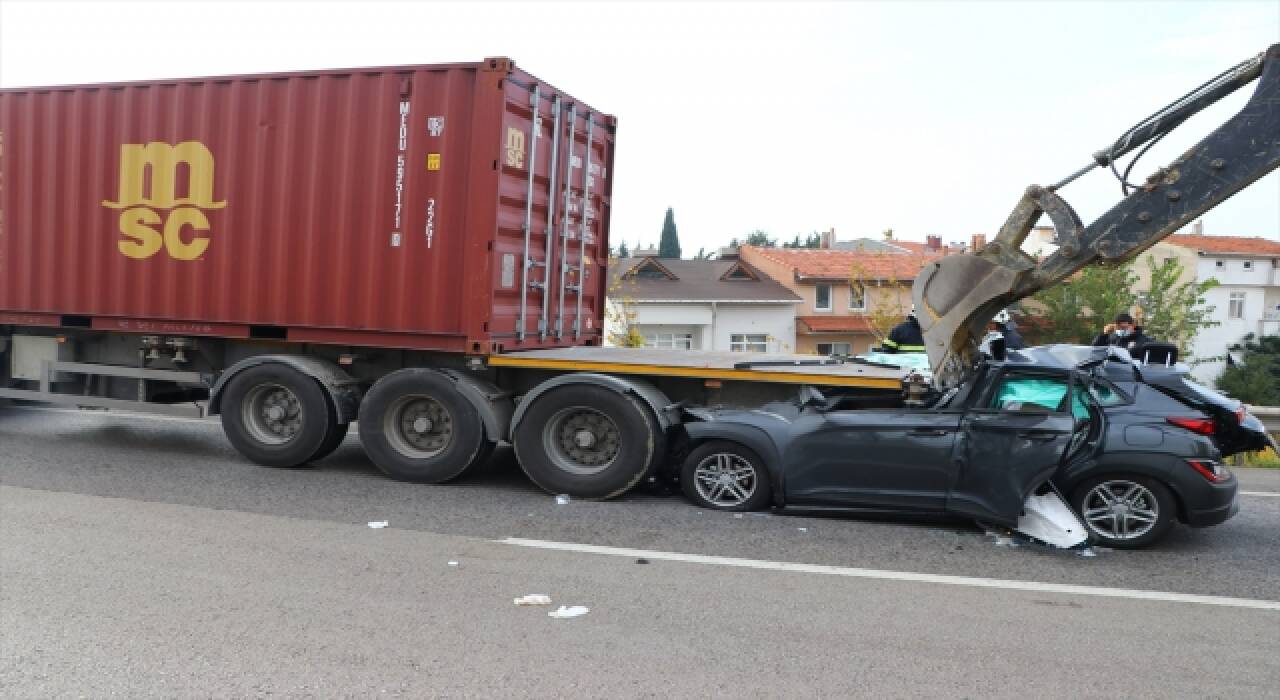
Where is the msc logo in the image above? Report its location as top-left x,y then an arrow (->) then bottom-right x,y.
101,141 -> 226,260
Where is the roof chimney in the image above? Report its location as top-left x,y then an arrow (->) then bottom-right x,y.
819,228 -> 834,249
971,233 -> 987,252
926,235 -> 942,252
1192,220 -> 1204,235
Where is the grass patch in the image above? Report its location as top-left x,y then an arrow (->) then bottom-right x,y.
1237,448 -> 1280,469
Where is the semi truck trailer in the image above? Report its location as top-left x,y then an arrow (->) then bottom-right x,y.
0,58 -> 906,499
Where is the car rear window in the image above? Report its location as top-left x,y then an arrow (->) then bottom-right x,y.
1179,378 -> 1239,410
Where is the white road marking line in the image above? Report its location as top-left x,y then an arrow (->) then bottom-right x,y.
500,538 -> 1280,611
1241,490 -> 1280,498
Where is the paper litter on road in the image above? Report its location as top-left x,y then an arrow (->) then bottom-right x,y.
514,594 -> 552,606
447,561 -> 459,567
555,494 -> 571,505
367,521 -> 389,529
548,605 -> 589,619
797,527 -> 808,533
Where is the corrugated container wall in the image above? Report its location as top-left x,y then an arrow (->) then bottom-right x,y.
0,58 -> 615,354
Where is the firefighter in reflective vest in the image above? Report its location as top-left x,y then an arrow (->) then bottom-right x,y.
883,306 -> 925,354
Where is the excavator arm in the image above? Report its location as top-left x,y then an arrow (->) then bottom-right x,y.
915,43 -> 1280,389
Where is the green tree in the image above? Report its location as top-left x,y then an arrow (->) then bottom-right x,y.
1136,256 -> 1219,357
743,230 -> 776,247
617,241 -> 630,258
1028,256 -> 1217,353
658,207 -> 681,258
1030,265 -> 1138,344
783,232 -> 823,249
1217,334 -> 1280,405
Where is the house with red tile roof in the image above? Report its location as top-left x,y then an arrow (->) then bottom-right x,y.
739,243 -> 945,355
604,257 -> 801,352
1136,231 -> 1280,382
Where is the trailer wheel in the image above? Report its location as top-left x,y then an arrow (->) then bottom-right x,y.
221,364 -> 334,468
360,370 -> 491,483
513,385 -> 663,499
309,421 -> 350,463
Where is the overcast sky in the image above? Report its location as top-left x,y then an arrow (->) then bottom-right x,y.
2,0 -> 1277,255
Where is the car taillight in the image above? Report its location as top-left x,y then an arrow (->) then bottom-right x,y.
1187,459 -> 1231,483
1167,416 -> 1216,436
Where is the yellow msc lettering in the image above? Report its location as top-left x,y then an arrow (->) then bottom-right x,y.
163,207 -> 211,260
102,141 -> 226,210
117,207 -> 164,258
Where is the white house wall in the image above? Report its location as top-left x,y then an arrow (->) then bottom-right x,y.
710,304 -> 798,353
605,301 -> 795,352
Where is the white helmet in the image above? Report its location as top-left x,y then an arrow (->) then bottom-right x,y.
993,309 -> 1010,324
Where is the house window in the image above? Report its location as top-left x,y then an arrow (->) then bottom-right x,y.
1243,261 -> 1254,271
1228,292 -> 1246,320
1215,260 -> 1225,270
730,334 -> 768,352
643,332 -> 694,350
848,284 -> 866,311
815,284 -> 832,311
816,342 -> 852,356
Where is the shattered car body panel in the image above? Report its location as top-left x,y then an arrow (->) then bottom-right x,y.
1015,491 -> 1089,548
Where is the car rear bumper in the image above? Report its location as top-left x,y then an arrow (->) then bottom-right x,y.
1182,479 -> 1240,527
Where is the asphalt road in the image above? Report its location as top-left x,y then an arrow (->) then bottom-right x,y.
2,406 -> 1278,697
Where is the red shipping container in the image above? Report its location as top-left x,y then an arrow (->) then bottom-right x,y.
0,58 -> 615,354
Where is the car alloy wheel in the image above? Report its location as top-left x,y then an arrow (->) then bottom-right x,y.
1080,479 -> 1160,540
692,451 -> 758,507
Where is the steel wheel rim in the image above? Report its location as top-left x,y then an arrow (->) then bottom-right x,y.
384,395 -> 454,459
242,383 -> 303,446
693,452 -> 757,507
542,406 -> 621,476
1081,480 -> 1159,540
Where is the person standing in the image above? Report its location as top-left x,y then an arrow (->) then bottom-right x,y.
1092,312 -> 1150,351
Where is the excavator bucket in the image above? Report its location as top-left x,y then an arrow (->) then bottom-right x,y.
914,255 -> 1021,390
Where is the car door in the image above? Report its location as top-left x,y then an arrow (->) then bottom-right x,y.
945,371 -> 1080,526
784,409 -> 962,511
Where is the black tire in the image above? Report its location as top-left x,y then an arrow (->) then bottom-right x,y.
1070,474 -> 1176,549
360,369 -> 490,484
309,420 -> 350,463
220,364 -> 333,468
513,385 -> 662,499
680,440 -> 772,512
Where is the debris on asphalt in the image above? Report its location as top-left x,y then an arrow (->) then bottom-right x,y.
1077,548 -> 1098,558
367,521 -> 389,529
447,561 -> 460,567
733,514 -> 744,519
635,558 -> 649,565
985,529 -> 1022,548
514,594 -> 552,606
555,494 -> 571,505
797,527 -> 808,533
548,605 -> 589,619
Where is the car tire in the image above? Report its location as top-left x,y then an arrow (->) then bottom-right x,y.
360,369 -> 491,484
513,385 -> 662,499
680,440 -> 772,512
1070,475 -> 1176,549
221,364 -> 333,468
